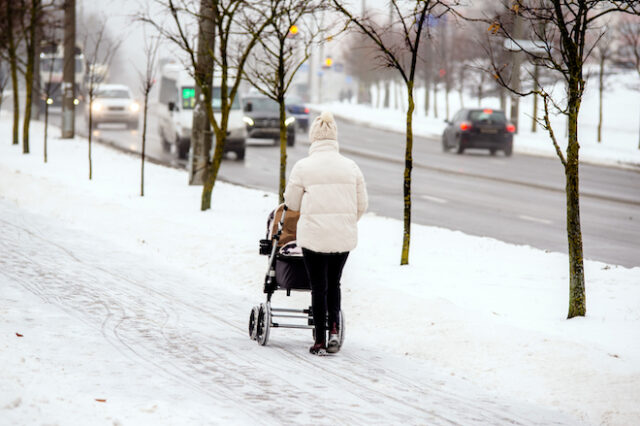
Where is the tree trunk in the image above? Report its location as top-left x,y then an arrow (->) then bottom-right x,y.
10,52 -> 20,146
201,127 -> 226,210
141,92 -> 148,196
477,82 -> 483,106
401,82 -> 414,265
88,97 -> 93,180
565,85 -> 586,319
532,64 -> 539,133
445,85 -> 450,121
23,54 -> 34,154
383,80 -> 390,108
424,77 -> 430,116
278,99 -> 287,203
597,56 -> 604,143
433,82 -> 438,119
189,0 -> 215,185
44,102 -> 48,163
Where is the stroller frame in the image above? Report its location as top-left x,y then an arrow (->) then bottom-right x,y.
248,205 -> 345,347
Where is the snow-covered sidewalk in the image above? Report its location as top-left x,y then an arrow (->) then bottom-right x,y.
1,116 -> 639,424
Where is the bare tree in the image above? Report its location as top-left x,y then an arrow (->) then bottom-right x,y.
471,0 -> 640,318
617,16 -> 640,148
343,30 -> 380,105
142,0 -> 275,211
333,0 -> 453,265
244,0 -> 325,202
82,16 -> 121,180
592,30 -> 615,143
41,41 -> 58,164
0,62 -> 9,116
0,1 -> 24,146
18,0 -> 46,154
136,34 -> 160,197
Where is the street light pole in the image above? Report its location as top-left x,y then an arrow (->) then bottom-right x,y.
61,0 -> 76,139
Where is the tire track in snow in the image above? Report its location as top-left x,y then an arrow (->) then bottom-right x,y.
0,205 -> 575,425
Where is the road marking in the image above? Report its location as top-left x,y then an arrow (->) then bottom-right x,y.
421,195 -> 448,204
518,215 -> 552,225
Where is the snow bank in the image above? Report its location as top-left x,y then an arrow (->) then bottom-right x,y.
1,115 -> 639,424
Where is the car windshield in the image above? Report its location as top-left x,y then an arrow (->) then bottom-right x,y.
40,57 -> 83,73
96,89 -> 130,99
469,110 -> 506,123
182,86 -> 241,110
245,97 -> 279,113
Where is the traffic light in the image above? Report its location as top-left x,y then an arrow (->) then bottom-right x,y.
288,25 -> 299,38
322,57 -> 333,69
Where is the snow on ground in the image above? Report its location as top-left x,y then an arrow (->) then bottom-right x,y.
1,115 -> 639,425
311,70 -> 640,169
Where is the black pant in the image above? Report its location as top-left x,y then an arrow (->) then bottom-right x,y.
302,248 -> 349,344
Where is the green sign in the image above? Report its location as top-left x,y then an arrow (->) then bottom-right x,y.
182,87 -> 195,99
182,87 -> 196,109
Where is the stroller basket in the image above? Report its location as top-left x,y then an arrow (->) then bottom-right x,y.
259,239 -> 272,255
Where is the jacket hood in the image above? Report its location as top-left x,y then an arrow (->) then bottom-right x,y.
309,139 -> 339,155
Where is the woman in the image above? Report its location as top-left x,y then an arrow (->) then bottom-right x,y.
284,111 -> 368,355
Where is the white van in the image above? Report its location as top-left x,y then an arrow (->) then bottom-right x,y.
156,63 -> 246,159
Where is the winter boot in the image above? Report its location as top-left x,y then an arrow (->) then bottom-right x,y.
327,322 -> 340,354
309,342 -> 327,356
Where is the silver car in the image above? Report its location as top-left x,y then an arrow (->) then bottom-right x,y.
86,84 -> 140,130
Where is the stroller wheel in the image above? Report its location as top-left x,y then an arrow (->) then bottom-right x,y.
256,302 -> 271,346
249,306 -> 259,340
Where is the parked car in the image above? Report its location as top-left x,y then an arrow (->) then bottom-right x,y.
156,63 -> 246,160
286,96 -> 310,133
243,95 -> 296,146
442,108 -> 515,156
86,84 -> 139,130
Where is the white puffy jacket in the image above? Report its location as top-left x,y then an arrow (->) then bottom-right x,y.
284,139 -> 368,253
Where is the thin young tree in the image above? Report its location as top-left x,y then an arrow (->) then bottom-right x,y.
19,0 -> 44,154
474,0 -> 640,318
83,17 -> 121,180
244,0 -> 325,203
0,1 -> 24,146
332,0 -> 452,265
41,41 -> 58,163
136,34 -> 160,196
0,62 -> 9,116
593,31 -> 614,143
142,0 -> 275,211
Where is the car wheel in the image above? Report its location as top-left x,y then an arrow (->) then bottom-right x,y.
504,141 -> 513,157
177,138 -> 189,159
287,134 -> 295,147
235,148 -> 245,161
161,133 -> 171,152
456,139 -> 465,155
490,148 -> 497,155
442,134 -> 450,152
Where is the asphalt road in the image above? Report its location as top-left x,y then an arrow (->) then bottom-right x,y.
57,108 -> 640,268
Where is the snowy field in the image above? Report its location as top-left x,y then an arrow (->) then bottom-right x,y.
1,116 -> 639,425
312,70 -> 640,169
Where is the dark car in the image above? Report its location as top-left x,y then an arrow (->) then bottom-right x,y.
243,96 -> 296,146
442,108 -> 515,156
286,96 -> 310,133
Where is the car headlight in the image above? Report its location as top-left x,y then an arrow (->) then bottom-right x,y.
285,116 -> 296,126
92,102 -> 102,112
243,116 -> 254,126
129,102 -> 140,113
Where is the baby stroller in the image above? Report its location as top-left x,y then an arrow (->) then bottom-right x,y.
248,204 -> 345,348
